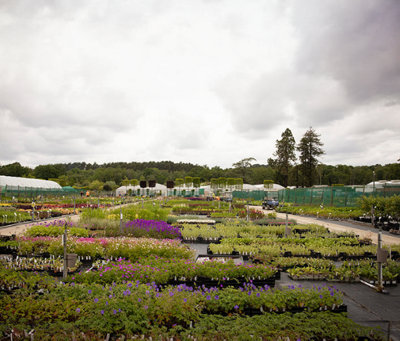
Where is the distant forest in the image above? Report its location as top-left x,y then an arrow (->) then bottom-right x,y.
0,161 -> 400,190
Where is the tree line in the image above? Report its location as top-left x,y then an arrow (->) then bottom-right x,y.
1,127 -> 399,190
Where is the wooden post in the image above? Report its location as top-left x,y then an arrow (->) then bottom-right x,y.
63,222 -> 68,279
120,206 -> 123,234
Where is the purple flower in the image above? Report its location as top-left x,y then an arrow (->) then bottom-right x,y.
144,305 -> 148,310
88,289 -> 92,294
215,295 -> 219,300
319,295 -> 323,299
183,298 -> 187,303
206,295 -> 211,300
94,298 -> 98,303
100,310 -> 104,315
234,305 -> 239,310
113,309 -> 117,314
76,308 -> 80,313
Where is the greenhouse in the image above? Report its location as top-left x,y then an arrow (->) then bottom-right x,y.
0,175 -> 63,198
116,184 -> 205,197
116,184 -> 168,197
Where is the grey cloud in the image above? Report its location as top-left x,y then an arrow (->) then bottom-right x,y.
292,0 -> 400,104
216,71 -> 292,135
290,75 -> 351,126
384,100 -> 400,107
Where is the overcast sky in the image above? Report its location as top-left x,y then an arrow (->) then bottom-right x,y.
1,0 -> 399,168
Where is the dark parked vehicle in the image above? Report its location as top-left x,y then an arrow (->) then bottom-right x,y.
262,198 -> 279,210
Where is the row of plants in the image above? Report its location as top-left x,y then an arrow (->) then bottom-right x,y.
209,242 -> 378,258
57,281 -> 345,315
286,259 -> 400,283
123,219 -> 182,239
208,233 -> 387,259
251,256 -> 400,283
1,236 -> 194,260
0,255 -> 81,273
80,202 -> 170,223
0,266 -> 384,340
237,209 -> 265,220
0,200 -> 101,226
180,222 -> 329,241
276,204 -> 365,220
24,220 -> 89,237
23,218 -> 182,240
359,195 -> 400,220
0,209 -> 32,225
67,257 -> 277,285
172,205 -> 274,222
12,202 -> 111,210
0,265 -> 58,291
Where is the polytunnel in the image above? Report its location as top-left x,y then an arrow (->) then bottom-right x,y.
0,175 -> 63,198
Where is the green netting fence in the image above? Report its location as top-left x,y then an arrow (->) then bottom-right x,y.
232,190 -> 274,201
277,185 -> 400,207
0,185 -> 78,200
232,185 -> 400,207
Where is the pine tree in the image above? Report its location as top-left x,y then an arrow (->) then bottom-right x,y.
297,127 -> 324,187
268,128 -> 296,187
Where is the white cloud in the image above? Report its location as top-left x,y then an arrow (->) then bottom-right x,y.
1,0 -> 399,168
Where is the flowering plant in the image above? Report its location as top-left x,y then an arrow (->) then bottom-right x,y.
123,219 -> 181,239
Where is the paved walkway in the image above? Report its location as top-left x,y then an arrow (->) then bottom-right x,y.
0,214 -> 80,236
252,206 -> 400,246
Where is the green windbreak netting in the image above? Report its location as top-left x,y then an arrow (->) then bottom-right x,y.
62,186 -> 79,193
278,186 -> 400,207
0,185 -> 73,198
232,190 -> 275,201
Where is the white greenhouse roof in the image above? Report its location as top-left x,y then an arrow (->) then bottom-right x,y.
116,183 -> 167,195
0,175 -> 62,189
365,180 -> 400,188
254,183 -> 285,190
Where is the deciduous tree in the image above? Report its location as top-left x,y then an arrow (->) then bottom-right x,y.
232,157 -> 256,182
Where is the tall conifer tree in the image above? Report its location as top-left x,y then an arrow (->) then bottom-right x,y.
297,127 -> 324,187
268,128 -> 296,187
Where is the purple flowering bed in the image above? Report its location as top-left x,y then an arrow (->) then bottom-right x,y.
67,257 -> 277,286
123,219 -> 182,239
